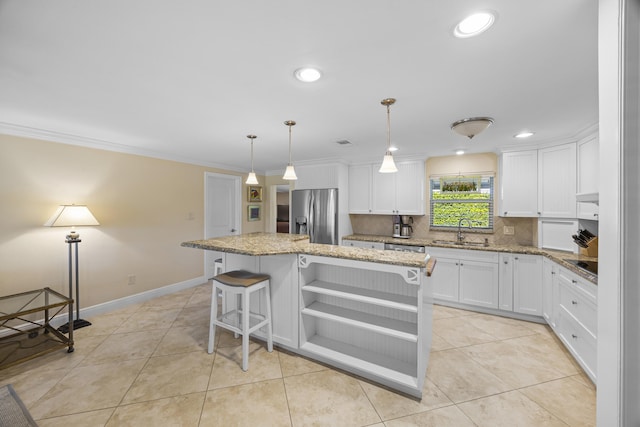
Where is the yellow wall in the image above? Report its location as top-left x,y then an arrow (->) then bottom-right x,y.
0,134 -> 265,307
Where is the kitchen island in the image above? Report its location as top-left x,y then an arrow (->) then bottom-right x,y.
182,233 -> 435,398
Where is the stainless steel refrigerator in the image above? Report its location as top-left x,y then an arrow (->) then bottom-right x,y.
291,188 -> 339,244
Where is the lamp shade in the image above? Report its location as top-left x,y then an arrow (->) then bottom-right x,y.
379,153 -> 398,173
245,172 -> 259,185
283,165 -> 298,180
44,205 -> 100,227
451,117 -> 494,139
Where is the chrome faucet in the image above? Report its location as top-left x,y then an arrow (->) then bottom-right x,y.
457,218 -> 472,243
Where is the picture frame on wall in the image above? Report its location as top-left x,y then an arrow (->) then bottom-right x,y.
248,205 -> 260,221
248,186 -> 262,202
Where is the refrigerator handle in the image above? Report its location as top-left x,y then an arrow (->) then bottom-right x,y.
308,192 -> 315,242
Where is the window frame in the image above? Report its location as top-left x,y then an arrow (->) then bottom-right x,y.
429,174 -> 495,231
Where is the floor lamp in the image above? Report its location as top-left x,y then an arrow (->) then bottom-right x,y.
45,204 -> 100,333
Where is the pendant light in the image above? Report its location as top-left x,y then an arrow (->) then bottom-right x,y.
245,134 -> 259,185
379,98 -> 398,173
283,120 -> 298,180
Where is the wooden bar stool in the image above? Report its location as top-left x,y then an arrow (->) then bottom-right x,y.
208,270 -> 273,371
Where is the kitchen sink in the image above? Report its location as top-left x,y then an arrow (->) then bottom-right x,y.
431,239 -> 489,247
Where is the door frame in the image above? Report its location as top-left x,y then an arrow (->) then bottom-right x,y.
204,172 -> 241,278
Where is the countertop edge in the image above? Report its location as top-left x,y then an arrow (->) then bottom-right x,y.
343,234 -> 597,284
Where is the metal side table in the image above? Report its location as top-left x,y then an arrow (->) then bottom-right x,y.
0,287 -> 74,369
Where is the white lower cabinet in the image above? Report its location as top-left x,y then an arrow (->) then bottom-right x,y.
499,254 -> 543,316
297,254 -> 430,398
547,262 -> 598,382
542,258 -> 559,327
342,239 -> 385,250
427,248 -> 499,309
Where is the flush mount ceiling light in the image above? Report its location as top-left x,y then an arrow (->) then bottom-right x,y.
294,67 -> 322,83
282,120 -> 298,180
245,134 -> 259,185
515,131 -> 535,139
454,12 -> 496,38
451,117 -> 494,139
379,98 -> 398,173
456,150 -> 465,155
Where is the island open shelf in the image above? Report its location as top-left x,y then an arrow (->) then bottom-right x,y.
297,254 -> 431,398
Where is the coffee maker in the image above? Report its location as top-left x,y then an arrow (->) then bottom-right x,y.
400,216 -> 413,238
392,214 -> 401,237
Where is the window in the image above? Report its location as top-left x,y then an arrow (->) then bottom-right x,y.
430,175 -> 494,230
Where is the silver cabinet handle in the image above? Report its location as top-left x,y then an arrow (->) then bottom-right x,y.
572,300 -> 578,305
231,228 -> 237,232
572,280 -> 577,284
572,334 -> 578,339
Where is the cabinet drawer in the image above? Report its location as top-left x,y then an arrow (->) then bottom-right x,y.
558,267 -> 597,302
558,281 -> 597,337
556,306 -> 597,380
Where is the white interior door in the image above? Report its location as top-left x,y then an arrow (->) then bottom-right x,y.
204,172 -> 241,278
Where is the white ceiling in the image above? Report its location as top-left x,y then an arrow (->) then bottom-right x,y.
0,1 -> 599,174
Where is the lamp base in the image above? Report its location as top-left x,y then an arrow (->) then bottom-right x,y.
57,319 -> 92,334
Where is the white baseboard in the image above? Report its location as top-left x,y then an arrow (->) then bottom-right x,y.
74,276 -> 207,321
1,276 -> 207,335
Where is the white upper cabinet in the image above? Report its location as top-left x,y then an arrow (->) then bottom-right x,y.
577,134 -> 599,195
349,160 -> 425,215
538,143 -> 577,218
294,163 -> 343,190
395,160 -> 425,214
348,164 -> 373,213
500,142 -> 577,218
576,133 -> 599,220
371,168 -> 398,214
500,150 -> 539,217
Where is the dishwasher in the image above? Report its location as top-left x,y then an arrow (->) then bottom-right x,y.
384,243 -> 425,253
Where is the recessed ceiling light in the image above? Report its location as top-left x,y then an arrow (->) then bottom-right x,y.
294,67 -> 322,83
389,146 -> 399,152
515,131 -> 535,138
455,150 -> 465,155
454,12 -> 495,38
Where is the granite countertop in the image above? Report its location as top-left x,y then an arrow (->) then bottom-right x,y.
343,234 -> 597,284
181,232 -> 436,274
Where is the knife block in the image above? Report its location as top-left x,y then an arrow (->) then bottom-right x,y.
579,237 -> 598,258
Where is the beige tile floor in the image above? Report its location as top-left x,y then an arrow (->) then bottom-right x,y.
0,283 -> 596,426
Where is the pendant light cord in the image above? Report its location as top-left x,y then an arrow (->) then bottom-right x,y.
386,103 -> 391,154
288,123 -> 293,165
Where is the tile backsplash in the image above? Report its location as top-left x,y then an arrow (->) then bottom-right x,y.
349,214 -> 537,246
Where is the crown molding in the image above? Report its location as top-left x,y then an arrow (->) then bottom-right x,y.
0,121 -> 251,174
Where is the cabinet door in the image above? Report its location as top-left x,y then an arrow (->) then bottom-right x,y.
542,258 -> 557,327
371,170 -> 397,214
500,150 -> 538,217
498,254 -> 514,311
577,202 -> 599,221
459,260 -> 499,309
348,164 -> 372,213
295,164 -> 340,190
395,161 -> 425,215
538,143 -> 577,218
577,134 -> 599,195
430,257 -> 459,302
512,254 -> 543,316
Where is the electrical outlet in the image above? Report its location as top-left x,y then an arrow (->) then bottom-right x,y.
127,275 -> 136,286
503,226 -> 515,235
